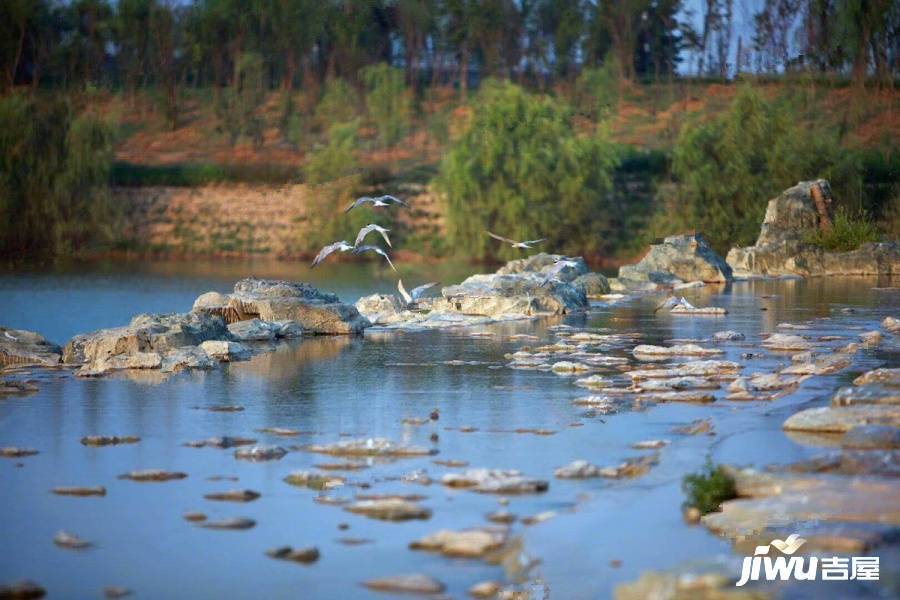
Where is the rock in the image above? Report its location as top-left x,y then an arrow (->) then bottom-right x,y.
183,512 -> 207,522
198,517 -> 256,530
573,273 -> 611,297
495,253 -> 587,281
258,427 -> 300,437
783,405 -> 900,433
233,445 -> 287,461
203,489 -> 260,502
53,530 -> 91,550
550,361 -> 592,373
283,471 -> 345,490
780,353 -> 850,375
0,447 -> 38,458
51,486 -> 106,497
841,425 -> 900,449
615,570 -> 739,600
597,454 -> 658,479
103,587 -> 131,599
80,436 -> 140,447
441,469 -> 549,494
854,368 -> 900,386
192,291 -> 229,312
832,384 -> 899,406
362,574 -> 446,596
199,340 -> 251,362
632,439 -> 669,450
747,373 -> 803,391
669,301 -> 727,315
304,437 -> 436,457
636,377 -> 719,391
226,319 -> 278,341
469,581 -> 503,598
554,460 -> 601,479
726,179 -> 900,277
486,511 -> 516,524
672,418 -> 714,436
0,379 -> 39,395
0,581 -> 46,599
0,327 -> 61,368
644,391 -> 716,403
633,344 -> 722,358
161,346 -> 216,373
410,527 -> 508,558
712,330 -> 745,341
185,436 -> 257,449
627,360 -> 740,380
618,234 -> 732,286
203,278 -> 370,335
438,271 -> 588,318
266,546 -> 320,564
354,294 -> 406,325
859,330 -> 882,348
118,469 -> 187,482
344,498 -> 431,521
762,333 -> 810,351
883,316 -> 900,334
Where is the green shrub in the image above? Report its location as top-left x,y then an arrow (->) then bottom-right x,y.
804,207 -> 881,251
656,86 -> 863,254
436,80 -> 619,260
304,120 -> 360,185
279,91 -> 305,147
0,94 -> 116,257
573,56 -> 620,119
360,63 -> 411,147
216,52 -> 266,146
313,78 -> 359,131
682,460 -> 737,515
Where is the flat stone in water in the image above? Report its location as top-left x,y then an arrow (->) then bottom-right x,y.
469,581 -> 503,598
0,447 -> 38,458
53,530 -> 91,550
283,471 -> 345,490
555,460 -> 602,479
410,527 -> 508,558
362,574 -> 446,595
783,405 -> 900,433
118,469 -> 187,482
632,344 -> 723,358
183,512 -> 207,522
198,517 -> 256,530
265,546 -> 320,564
344,498 -> 431,521
51,486 -> 106,497
305,437 -> 436,457
441,469 -> 549,494
832,384 -> 900,406
762,333 -> 811,351
0,580 -> 46,599
841,425 -> 900,450
631,439 -> 669,450
203,489 -> 261,502
854,368 -> 900,386
184,436 -> 257,449
80,436 -> 140,447
233,445 -> 287,461
103,586 -> 131,599
712,330 -> 745,341
597,454 -> 659,479
257,427 -> 300,437
672,419 -> 715,436
206,405 -> 244,412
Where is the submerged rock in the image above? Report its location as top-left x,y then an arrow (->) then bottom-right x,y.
185,436 -> 257,449
80,435 -> 140,447
203,489 -> 260,502
841,425 -> 900,450
283,471 -> 345,490
410,527 -> 508,558
362,574 -> 446,596
783,405 -> 900,433
53,530 -> 91,550
344,498 -> 431,521
832,384 -> 900,406
554,460 -> 602,479
266,546 -> 320,564
233,445 -> 287,461
854,368 -> 900,386
52,486 -> 106,497
437,271 -> 588,318
198,517 -> 256,530
305,437 -> 435,457
441,469 -> 548,494
0,327 -> 61,368
199,340 -> 251,362
762,333 -> 810,351
727,179 -> 900,277
0,447 -> 39,458
618,234 -> 732,286
0,580 -> 46,599
118,469 -> 187,482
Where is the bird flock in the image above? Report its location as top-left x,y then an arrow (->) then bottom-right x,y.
312,194 -> 574,303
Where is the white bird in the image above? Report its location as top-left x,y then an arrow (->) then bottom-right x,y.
654,295 -> 693,313
3,331 -> 17,341
353,245 -> 396,271
355,224 -> 392,248
311,240 -> 353,267
487,231 -> 546,250
540,259 -> 580,287
346,195 -> 408,213
398,279 -> 438,305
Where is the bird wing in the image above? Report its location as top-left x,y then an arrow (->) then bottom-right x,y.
381,195 -> 408,207
354,224 -> 374,247
355,245 -> 396,271
377,227 -> 392,247
345,197 -> 369,213
487,231 -> 518,245
312,241 -> 344,266
410,282 -> 438,300
397,279 -> 412,304
523,238 -> 546,245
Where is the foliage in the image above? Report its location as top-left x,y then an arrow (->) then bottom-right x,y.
279,91 -> 305,148
804,207 -> 881,252
304,120 -> 360,186
654,86 -> 863,253
360,63 -> 411,147
437,81 -> 619,260
0,94 -> 115,257
110,162 -> 299,186
573,56 -> 619,119
216,52 -> 266,146
313,78 -> 359,131
682,460 -> 737,515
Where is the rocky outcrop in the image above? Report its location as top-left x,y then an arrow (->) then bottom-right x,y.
613,234 -> 732,292
0,327 -> 61,368
726,179 -> 900,277
437,272 -> 588,317
573,272 -> 611,297
495,253 -> 587,280
193,278 -> 369,335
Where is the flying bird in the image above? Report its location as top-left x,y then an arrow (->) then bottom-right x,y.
540,259 -> 580,287
353,245 -> 396,271
355,224 -> 392,248
398,279 -> 438,305
311,240 -> 353,267
487,231 -> 546,250
654,295 -> 695,313
346,195 -> 408,213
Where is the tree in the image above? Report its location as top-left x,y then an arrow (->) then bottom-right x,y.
361,63 -> 411,146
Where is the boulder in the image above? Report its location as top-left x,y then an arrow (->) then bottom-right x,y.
0,327 -> 61,368
198,278 -> 369,335
573,272 -> 611,297
726,179 -> 900,277
354,294 -> 406,325
617,234 -> 732,286
438,273 -> 588,317
199,340 -> 251,362
495,253 -> 587,281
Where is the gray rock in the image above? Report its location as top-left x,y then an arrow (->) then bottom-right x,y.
354,294 -> 406,325
344,498 -> 431,521
304,437 -> 436,457
554,460 -> 602,479
573,272 -> 611,297
203,489 -> 261,502
712,330 -> 745,341
199,340 -> 251,362
233,445 -> 287,461
841,425 -> 900,450
495,253 -> 587,281
266,546 -> 319,564
53,531 -> 91,550
618,234 -> 732,285
439,273 -> 588,317
832,384 -> 900,406
362,574 -> 446,595
198,517 -> 256,530
226,319 -> 278,341
0,580 -> 46,599
783,405 -> 900,433
0,327 -> 61,368
410,527 -> 508,558
441,469 -> 548,494
727,179 -> 900,277
161,346 -> 216,373
118,469 -> 187,482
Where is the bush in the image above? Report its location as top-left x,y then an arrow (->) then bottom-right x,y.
0,94 -> 116,257
304,120 -> 360,186
313,78 -> 359,131
682,460 -> 737,515
656,86 -> 863,254
360,63 -> 411,147
216,52 -> 266,146
573,56 -> 620,119
436,80 -> 619,261
804,207 -> 881,251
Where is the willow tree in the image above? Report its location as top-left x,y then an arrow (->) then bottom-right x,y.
437,81 -> 619,261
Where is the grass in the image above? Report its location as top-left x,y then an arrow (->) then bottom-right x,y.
110,162 -> 301,187
682,460 -> 738,515
804,207 -> 881,252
